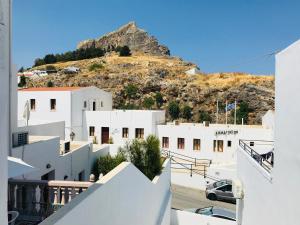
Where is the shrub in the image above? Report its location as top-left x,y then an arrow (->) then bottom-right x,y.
89,63 -> 103,71
119,135 -> 163,180
155,92 -> 164,108
18,75 -> 27,87
93,151 -> 126,179
168,101 -> 180,120
46,65 -> 56,71
143,97 -> 155,109
182,105 -> 192,121
235,101 -> 252,124
18,67 -> 24,73
124,84 -> 138,99
47,81 -> 54,87
198,111 -> 212,123
119,46 -> 131,57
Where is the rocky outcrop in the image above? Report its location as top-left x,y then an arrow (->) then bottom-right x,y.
77,22 -> 170,56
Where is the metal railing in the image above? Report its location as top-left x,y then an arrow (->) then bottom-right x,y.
161,149 -> 220,181
8,179 -> 93,224
239,140 -> 274,173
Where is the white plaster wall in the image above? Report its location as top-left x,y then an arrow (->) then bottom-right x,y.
157,123 -> 272,163
11,137 -> 94,181
40,160 -> 171,225
262,110 -> 275,130
71,87 -> 112,140
236,148 -> 273,225
83,110 -> 165,145
171,209 -> 235,225
17,121 -> 65,140
18,90 -> 72,134
0,0 -> 9,223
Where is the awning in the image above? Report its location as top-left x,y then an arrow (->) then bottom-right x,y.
8,157 -> 37,178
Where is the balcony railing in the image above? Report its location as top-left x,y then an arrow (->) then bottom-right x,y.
8,179 -> 93,224
239,140 -> 274,173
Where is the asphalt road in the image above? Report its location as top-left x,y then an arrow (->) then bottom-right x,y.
171,184 -> 236,211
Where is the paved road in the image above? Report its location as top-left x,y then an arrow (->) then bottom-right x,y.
171,184 -> 236,211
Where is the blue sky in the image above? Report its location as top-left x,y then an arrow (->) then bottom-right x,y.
13,0 -> 300,74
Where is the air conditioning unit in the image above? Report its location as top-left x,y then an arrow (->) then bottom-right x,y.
12,132 -> 29,148
232,179 -> 244,199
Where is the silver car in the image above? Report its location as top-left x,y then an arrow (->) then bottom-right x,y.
205,179 -> 236,204
186,206 -> 236,221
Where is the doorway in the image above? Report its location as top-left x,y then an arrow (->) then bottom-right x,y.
101,127 -> 109,144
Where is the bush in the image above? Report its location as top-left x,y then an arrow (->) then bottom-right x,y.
18,75 -> 27,87
182,105 -> 192,121
168,101 -> 180,120
235,101 -> 252,124
119,46 -> 131,57
155,92 -> 164,108
47,81 -> 54,87
119,135 -> 163,180
46,65 -> 56,71
89,63 -> 104,71
143,97 -> 155,109
198,111 -> 212,123
124,84 -> 138,99
18,67 -> 24,73
93,151 -> 126,180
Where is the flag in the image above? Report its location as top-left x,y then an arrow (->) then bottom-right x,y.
225,103 -> 235,112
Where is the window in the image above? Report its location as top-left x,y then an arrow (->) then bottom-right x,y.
50,99 -> 56,111
84,101 -> 87,108
92,101 -> 96,111
193,139 -> 201,151
217,184 -> 232,192
135,128 -> 144,139
89,126 -> 95,136
227,140 -> 232,147
213,140 -> 224,152
122,128 -> 129,138
177,138 -> 185,150
162,137 -> 169,148
30,99 -> 36,111
250,141 -> 254,147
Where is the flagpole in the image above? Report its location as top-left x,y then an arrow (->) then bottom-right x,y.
225,100 -> 228,125
234,100 -> 237,125
216,100 -> 219,124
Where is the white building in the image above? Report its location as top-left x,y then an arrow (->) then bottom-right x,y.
18,86 -> 112,141
185,67 -> 201,75
235,40 -> 300,225
84,110 -> 165,144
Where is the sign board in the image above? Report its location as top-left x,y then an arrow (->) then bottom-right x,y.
215,130 -> 238,136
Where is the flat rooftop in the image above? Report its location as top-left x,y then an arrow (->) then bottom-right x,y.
19,87 -> 82,92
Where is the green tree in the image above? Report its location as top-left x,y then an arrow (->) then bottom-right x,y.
198,111 -> 212,123
119,46 -> 131,57
235,101 -> 251,124
18,75 -> 27,87
34,58 -> 45,67
143,97 -> 155,109
143,135 -> 162,180
124,84 -> 138,99
182,105 -> 192,121
18,67 -> 24,73
168,101 -> 180,120
44,54 -> 57,64
47,81 -> 54,87
155,92 -> 164,108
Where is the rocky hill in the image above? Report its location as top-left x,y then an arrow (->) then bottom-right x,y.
77,22 -> 170,56
26,22 -> 275,125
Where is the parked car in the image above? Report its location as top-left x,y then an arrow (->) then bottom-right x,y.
205,179 -> 236,204
186,206 -> 236,221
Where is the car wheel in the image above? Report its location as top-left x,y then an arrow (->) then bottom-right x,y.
207,193 -> 217,201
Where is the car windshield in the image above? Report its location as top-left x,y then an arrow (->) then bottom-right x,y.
213,180 -> 228,188
196,207 -> 213,215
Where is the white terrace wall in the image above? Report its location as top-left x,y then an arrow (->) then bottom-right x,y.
17,121 -> 65,140
11,137 -> 96,181
40,160 -> 171,225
